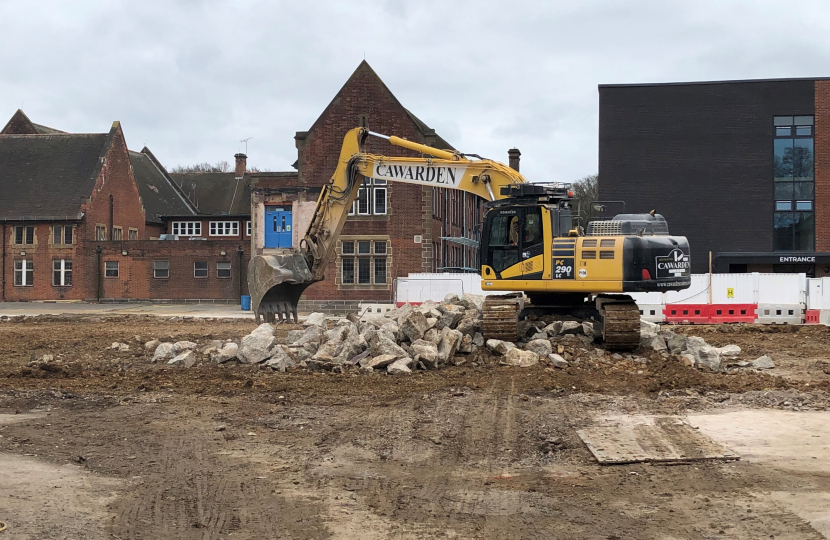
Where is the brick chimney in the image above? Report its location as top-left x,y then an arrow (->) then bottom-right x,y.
508,148 -> 521,172
234,153 -> 247,178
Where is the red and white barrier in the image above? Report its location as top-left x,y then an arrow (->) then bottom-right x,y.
395,272 -> 824,325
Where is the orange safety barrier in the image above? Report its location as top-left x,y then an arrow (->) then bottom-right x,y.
708,304 -> 757,324
664,304 -> 710,324
805,309 -> 821,324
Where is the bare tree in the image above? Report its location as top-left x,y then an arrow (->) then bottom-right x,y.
570,174 -> 598,226
168,161 -> 264,174
169,161 -> 231,173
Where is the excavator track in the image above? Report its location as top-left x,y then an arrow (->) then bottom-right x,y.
482,293 -> 525,341
599,301 -> 641,350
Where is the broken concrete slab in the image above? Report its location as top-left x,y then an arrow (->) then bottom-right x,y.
486,339 -> 515,355
168,350 -> 197,368
501,348 -> 540,368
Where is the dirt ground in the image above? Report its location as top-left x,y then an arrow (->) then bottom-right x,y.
1,315 -> 829,539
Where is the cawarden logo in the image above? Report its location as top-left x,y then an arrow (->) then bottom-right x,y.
373,162 -> 468,188
655,249 -> 690,278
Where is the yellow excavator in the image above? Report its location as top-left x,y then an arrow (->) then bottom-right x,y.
249,127 -> 691,349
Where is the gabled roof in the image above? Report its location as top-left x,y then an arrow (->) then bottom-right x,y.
1,109 -> 66,135
300,61 -> 454,150
130,148 -> 197,223
0,132 -> 111,221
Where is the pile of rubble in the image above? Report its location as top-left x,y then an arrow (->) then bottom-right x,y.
640,320 -> 774,371
144,293 -> 774,374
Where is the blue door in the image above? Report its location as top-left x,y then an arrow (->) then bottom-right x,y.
265,206 -> 292,248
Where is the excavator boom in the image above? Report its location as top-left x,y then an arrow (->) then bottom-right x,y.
249,127 -> 527,323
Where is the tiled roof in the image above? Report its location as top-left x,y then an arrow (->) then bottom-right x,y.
130,149 -> 197,223
0,133 -> 109,221
170,172 -> 250,215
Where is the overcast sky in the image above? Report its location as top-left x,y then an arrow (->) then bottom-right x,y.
1,0 -> 828,183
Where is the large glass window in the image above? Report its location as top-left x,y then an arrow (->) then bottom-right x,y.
52,259 -> 72,286
773,115 -> 814,251
14,260 -> 33,286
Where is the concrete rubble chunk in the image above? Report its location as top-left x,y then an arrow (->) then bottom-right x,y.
265,345 -> 296,372
472,332 -> 484,347
426,317 -> 438,329
486,339 -> 516,355
525,339 -> 553,357
438,305 -> 466,330
417,300 -> 439,315
369,330 -> 410,360
144,339 -> 160,351
582,321 -> 595,338
361,313 -> 391,328
387,357 -> 413,374
251,323 -> 275,336
543,321 -> 563,336
290,325 -> 323,348
380,321 -> 404,342
716,344 -> 742,357
360,354 -> 399,369
173,341 -> 197,353
646,335 -> 667,352
211,342 -> 239,364
640,319 -> 660,339
304,312 -> 327,327
559,321 -> 582,335
411,339 -> 440,368
665,333 -> 687,355
152,342 -> 177,363
443,293 -> 460,304
313,323 -> 366,364
458,333 -> 473,354
501,348 -> 540,367
423,327 -> 441,345
456,309 -> 482,336
752,355 -> 775,369
200,340 -> 224,355
437,327 -> 463,365
530,331 -> 548,341
110,342 -> 130,352
400,310 -> 430,342
168,350 -> 197,368
548,353 -> 569,368
286,329 -> 305,343
683,336 -> 721,371
238,327 -> 277,364
461,293 -> 485,311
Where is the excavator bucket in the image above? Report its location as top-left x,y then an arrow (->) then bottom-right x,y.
248,253 -> 317,324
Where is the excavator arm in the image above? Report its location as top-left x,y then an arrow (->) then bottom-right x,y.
249,127 -> 527,323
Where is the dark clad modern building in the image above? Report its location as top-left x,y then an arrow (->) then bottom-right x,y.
598,77 -> 829,276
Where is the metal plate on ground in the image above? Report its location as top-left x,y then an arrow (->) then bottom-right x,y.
577,415 -> 740,464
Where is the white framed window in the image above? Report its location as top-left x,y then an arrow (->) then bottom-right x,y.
52,225 -> 74,245
105,261 -> 119,278
356,185 -> 370,215
14,260 -> 33,286
52,259 -> 73,286
246,220 -> 251,236
349,179 -> 387,216
217,262 -> 232,278
153,260 -> 169,279
209,221 -> 238,236
374,186 -> 387,215
172,221 -> 201,236
194,261 -> 208,278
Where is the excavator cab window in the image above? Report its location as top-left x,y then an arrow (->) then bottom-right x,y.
522,207 -> 545,264
485,212 -> 520,272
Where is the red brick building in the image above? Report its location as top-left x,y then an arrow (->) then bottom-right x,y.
1,62 -> 490,307
253,61 -> 486,310
0,110 -> 249,302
